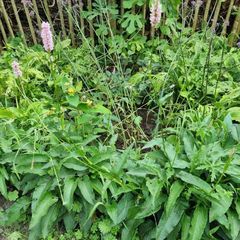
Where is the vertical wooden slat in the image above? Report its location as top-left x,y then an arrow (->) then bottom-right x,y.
203,0 -> 212,23
43,0 -> 55,34
32,0 -> 42,30
109,0 -> 116,32
10,0 -> 26,42
142,3 -> 146,36
183,0 -> 190,18
211,0 -> 222,32
120,0 -> 124,32
221,0 -> 234,36
79,0 -> 85,34
23,3 -> 37,44
229,6 -> 240,46
0,18 -> 8,43
57,0 -> 66,38
192,0 -> 202,31
68,0 -> 76,46
121,0 -> 124,16
0,0 -> 14,37
0,40 -> 2,52
87,0 -> 94,43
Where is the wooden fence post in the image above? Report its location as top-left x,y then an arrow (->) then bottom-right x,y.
68,0 -> 76,46
229,6 -> 240,46
221,0 -> 234,36
32,0 -> 42,30
0,0 -> 14,38
57,0 -> 66,38
42,0 -> 55,34
192,0 -> 202,31
79,0 -> 85,34
87,0 -> 94,44
142,3 -> 146,36
0,18 -> 7,43
23,2 -> 37,44
211,0 -> 223,32
203,0 -> 212,25
10,0 -> 26,42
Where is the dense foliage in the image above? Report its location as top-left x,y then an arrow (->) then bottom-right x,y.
1,4 -> 240,239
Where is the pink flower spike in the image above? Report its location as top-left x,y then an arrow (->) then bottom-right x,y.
12,61 -> 22,78
150,0 -> 162,28
21,0 -> 32,7
41,22 -> 54,52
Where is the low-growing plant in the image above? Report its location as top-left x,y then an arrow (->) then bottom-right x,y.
1,6 -> 240,238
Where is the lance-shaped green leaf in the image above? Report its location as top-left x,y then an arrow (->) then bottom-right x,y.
63,177 -> 77,210
165,180 -> 185,216
156,200 -> 187,240
30,193 -> 58,229
189,205 -> 208,240
181,214 -> 191,240
227,210 -> 240,240
78,176 -> 95,205
177,171 -> 212,193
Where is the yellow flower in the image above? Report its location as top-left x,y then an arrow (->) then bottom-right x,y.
67,87 -> 76,95
86,99 -> 93,106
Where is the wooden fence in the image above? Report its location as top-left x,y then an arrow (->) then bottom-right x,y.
0,0 -> 240,50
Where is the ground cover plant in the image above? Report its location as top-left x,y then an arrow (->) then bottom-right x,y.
1,1 -> 240,240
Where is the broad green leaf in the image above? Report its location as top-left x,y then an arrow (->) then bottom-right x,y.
66,94 -> 80,107
142,138 -> 163,149
177,171 -> 212,193
182,130 -> 196,159
106,194 -> 133,225
29,225 -> 41,240
128,72 -> 144,85
235,200 -> 240,219
156,200 -> 187,240
63,177 -> 77,211
30,193 -> 58,229
165,181 -> 184,216
189,205 -> 208,240
181,214 -> 191,240
31,181 -> 52,211
78,176 -> 95,205
0,174 -> 8,199
88,104 -> 111,114
228,210 -> 240,240
63,212 -> 76,231
8,190 -> 18,201
62,157 -> 87,172
0,196 -> 30,225
0,108 -> 16,119
85,202 -> 104,223
135,194 -> 166,219
41,203 -> 60,238
27,68 -> 44,80
0,166 -> 9,180
227,107 -> 240,122
60,39 -> 71,48
121,219 -> 144,240
146,178 -> 163,205
210,185 -> 232,222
